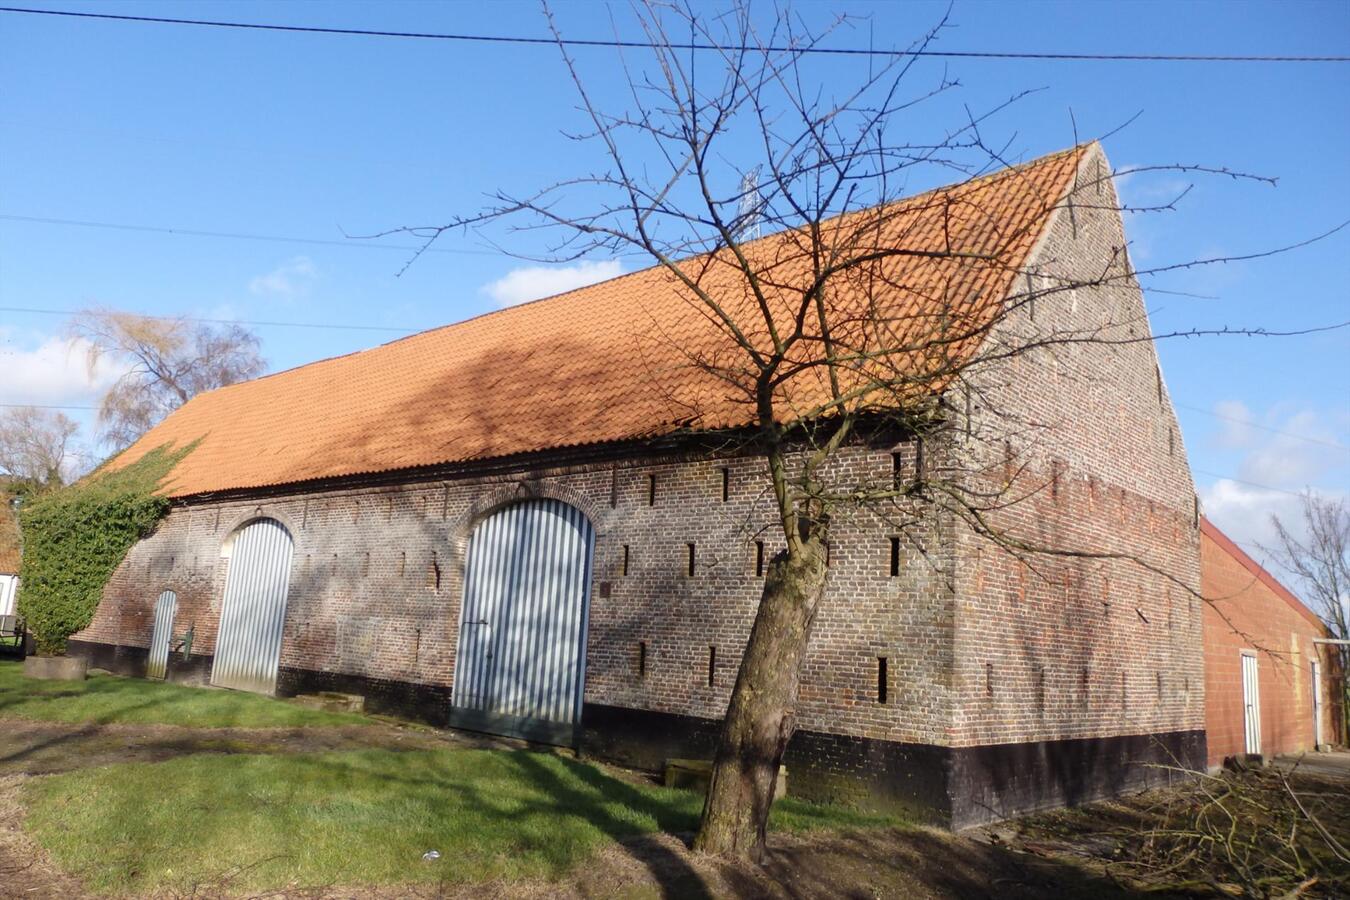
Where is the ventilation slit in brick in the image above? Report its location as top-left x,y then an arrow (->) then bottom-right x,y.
755,541 -> 765,577
877,657 -> 888,704
1036,667 -> 1047,711
362,551 -> 370,578
720,467 -> 729,502
889,537 -> 900,577
686,543 -> 696,576
647,473 -> 657,506
622,544 -> 630,577
398,551 -> 406,578
824,541 -> 831,568
985,663 -> 994,697
638,641 -> 647,678
891,451 -> 902,490
707,646 -> 717,687
1156,672 -> 1164,703
428,552 -> 441,591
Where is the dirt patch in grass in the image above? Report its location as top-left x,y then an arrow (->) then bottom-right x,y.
0,719 -> 479,776
0,775 -> 91,899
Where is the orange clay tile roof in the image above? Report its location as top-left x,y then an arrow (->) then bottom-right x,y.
109,145 -> 1089,498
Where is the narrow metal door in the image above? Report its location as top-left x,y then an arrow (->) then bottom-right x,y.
1311,660 -> 1324,748
1241,652 -> 1262,755
450,499 -> 594,745
211,519 -> 295,694
147,590 -> 177,679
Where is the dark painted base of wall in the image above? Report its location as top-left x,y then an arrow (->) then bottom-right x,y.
580,703 -> 1207,828
66,642 -> 1205,828
67,638 -> 213,685
276,666 -> 452,726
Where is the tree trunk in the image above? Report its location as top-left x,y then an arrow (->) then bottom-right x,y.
693,535 -> 829,862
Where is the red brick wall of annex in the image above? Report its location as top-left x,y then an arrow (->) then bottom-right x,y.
1201,519 -> 1331,767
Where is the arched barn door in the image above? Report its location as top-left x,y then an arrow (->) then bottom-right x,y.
450,499 -> 595,745
211,518 -> 295,694
147,590 -> 178,680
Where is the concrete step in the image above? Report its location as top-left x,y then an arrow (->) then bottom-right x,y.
293,691 -> 366,714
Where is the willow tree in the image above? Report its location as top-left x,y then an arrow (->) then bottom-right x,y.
70,309 -> 265,451
377,0 -> 1318,862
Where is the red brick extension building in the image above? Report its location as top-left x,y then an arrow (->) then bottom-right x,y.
1201,518 -> 1336,767
63,142 -> 1329,827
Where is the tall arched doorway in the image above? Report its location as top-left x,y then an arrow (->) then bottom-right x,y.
450,498 -> 595,745
211,518 -> 295,694
147,589 -> 177,680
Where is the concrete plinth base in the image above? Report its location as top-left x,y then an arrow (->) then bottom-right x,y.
294,691 -> 366,714
24,656 -> 89,681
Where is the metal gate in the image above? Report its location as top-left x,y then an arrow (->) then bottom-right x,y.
147,590 -> 177,679
211,518 -> 295,694
450,499 -> 594,745
1311,660 -> 1324,748
1241,652 -> 1262,756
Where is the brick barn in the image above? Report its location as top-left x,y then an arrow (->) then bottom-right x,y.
71,143 -> 1220,827
1200,518 -> 1337,766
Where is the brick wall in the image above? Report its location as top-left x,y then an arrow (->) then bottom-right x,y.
76,441 -> 959,744
1200,520 -> 1332,767
950,143 -> 1205,752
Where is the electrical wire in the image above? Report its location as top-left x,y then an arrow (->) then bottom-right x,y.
0,306 -> 418,334
2,6 -> 1346,63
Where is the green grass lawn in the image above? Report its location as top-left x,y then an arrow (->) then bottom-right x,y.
0,660 -> 369,728
22,747 -> 897,894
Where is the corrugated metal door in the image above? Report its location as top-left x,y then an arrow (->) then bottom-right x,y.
1311,660 -> 1324,748
451,499 -> 594,745
1241,652 -> 1262,755
147,590 -> 177,679
211,518 -> 295,694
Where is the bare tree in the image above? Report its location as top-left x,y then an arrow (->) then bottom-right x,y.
69,309 -> 265,451
1268,494 -> 1349,744
0,406 -> 80,491
368,1 -> 1343,861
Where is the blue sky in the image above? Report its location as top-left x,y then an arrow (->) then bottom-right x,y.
1,0 -> 1347,557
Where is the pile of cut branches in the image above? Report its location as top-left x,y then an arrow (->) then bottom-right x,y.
1108,762 -> 1349,898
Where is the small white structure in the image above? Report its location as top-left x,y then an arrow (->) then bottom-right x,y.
0,573 -> 15,617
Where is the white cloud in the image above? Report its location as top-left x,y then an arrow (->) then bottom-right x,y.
1200,479 -> 1304,555
249,256 -> 317,297
0,333 -> 126,407
1212,399 -> 1256,449
482,260 -> 624,308
1237,409 -> 1345,487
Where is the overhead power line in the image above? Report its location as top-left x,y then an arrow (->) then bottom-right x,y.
0,213 -> 503,258
0,212 -> 649,260
1174,403 -> 1350,451
0,403 -> 98,410
0,306 -> 418,334
1192,470 -> 1310,498
2,6 -> 1347,64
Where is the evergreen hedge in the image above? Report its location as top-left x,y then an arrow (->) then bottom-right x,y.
17,446 -> 190,656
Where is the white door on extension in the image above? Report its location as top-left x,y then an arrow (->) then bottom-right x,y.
1241,651 -> 1262,756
